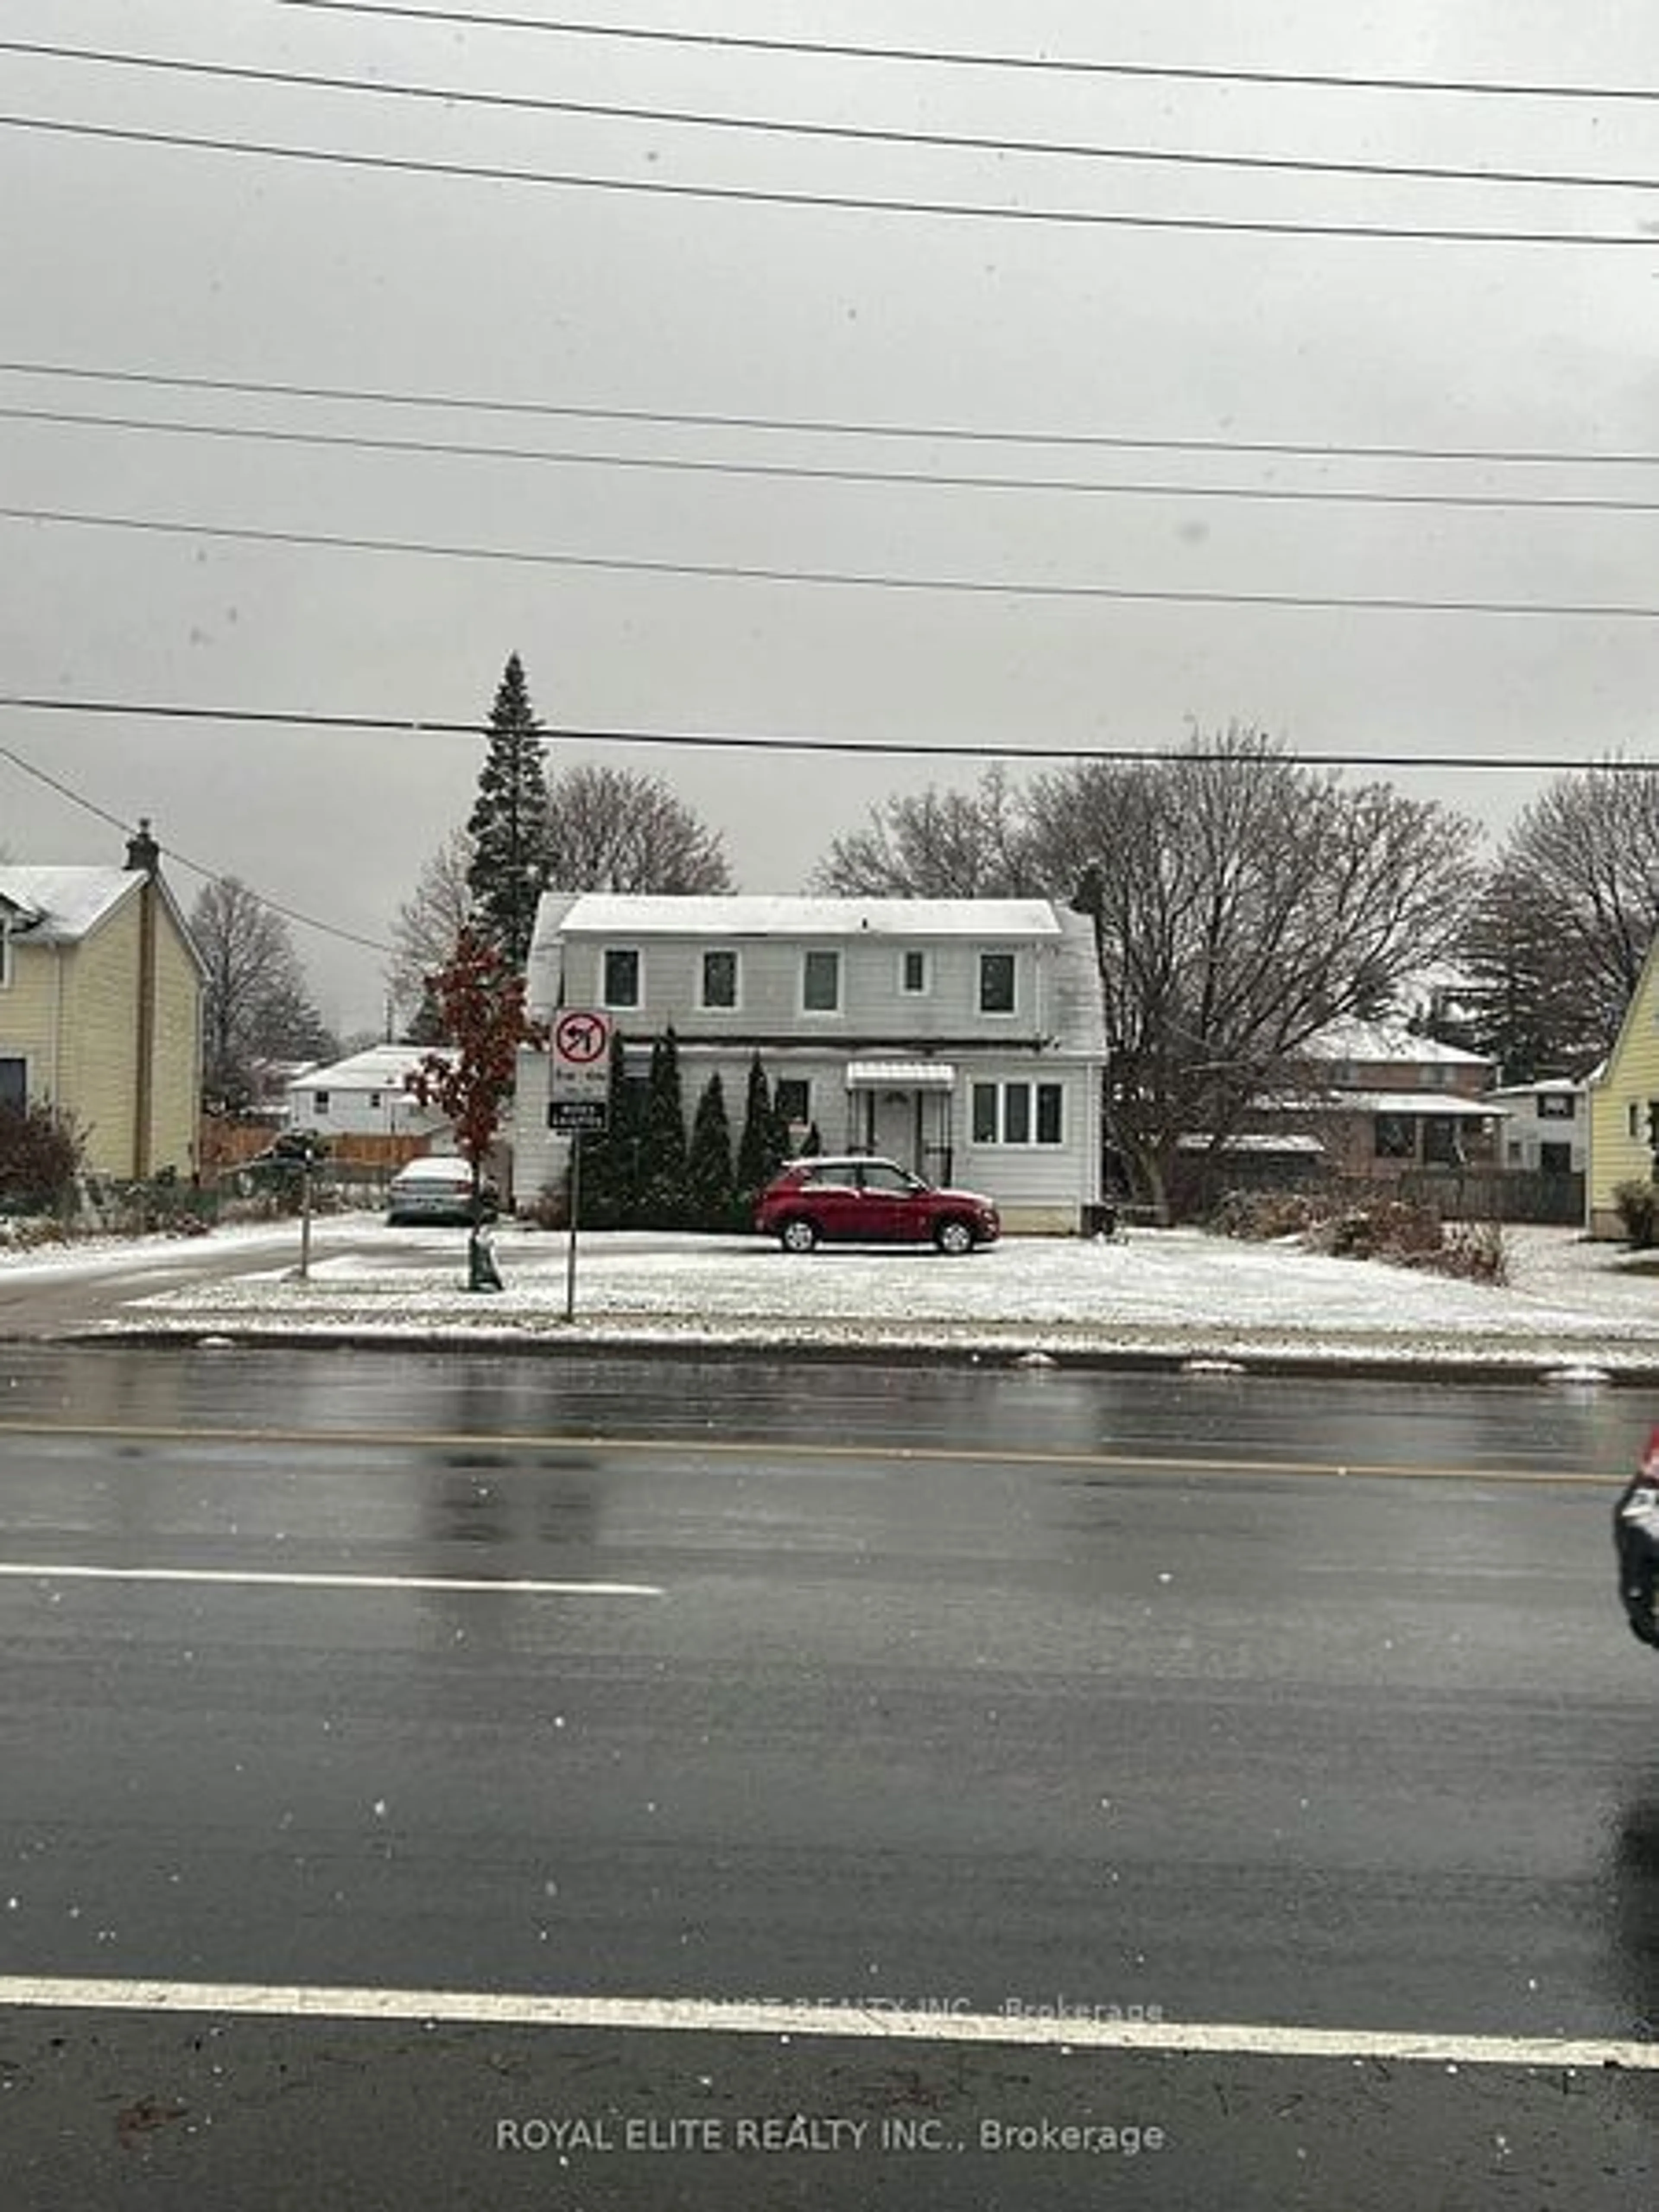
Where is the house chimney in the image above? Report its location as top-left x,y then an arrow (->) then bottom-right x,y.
125,817 -> 160,874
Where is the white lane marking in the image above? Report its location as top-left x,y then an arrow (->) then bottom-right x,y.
0,1978 -> 1651,2070
0,1563 -> 661,1597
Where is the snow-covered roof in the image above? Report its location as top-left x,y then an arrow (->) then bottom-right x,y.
1334,1090 -> 1500,1119
0,865 -> 137,942
1304,1017 -> 1492,1067
545,894 -> 1065,940
1484,1077 -> 1585,1101
286,1045 -> 452,1094
1177,1131 -> 1326,1154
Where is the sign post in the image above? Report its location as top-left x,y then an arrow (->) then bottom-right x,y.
548,1011 -> 612,1321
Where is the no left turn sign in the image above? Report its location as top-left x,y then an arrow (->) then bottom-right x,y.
553,1010 -> 611,1068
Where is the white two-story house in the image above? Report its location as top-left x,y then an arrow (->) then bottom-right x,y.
513,894 -> 1107,1232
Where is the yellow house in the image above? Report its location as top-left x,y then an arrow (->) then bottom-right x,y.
1587,931 -> 1659,1237
0,823 -> 204,1180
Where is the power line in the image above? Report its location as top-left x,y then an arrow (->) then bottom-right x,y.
8,501 -> 1659,619
5,357 -> 1653,469
5,112 -> 1656,247
3,694 -> 1655,775
273,3 -> 1659,108
6,38 -> 1655,197
13,400 -> 1659,515
0,741 -> 394,951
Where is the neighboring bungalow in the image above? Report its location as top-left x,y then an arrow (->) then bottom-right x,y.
1587,935 -> 1659,1237
1484,1076 -> 1588,1176
0,823 -> 203,1179
513,893 -> 1108,1233
284,1044 -> 454,1140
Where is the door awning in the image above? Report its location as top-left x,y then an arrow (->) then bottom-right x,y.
845,1060 -> 957,1090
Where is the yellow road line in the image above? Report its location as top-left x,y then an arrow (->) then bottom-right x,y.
0,1416 -> 1614,1487
0,1975 -> 1654,2070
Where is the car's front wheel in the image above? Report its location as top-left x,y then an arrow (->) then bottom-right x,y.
778,1216 -> 819,1253
934,1217 -> 975,1255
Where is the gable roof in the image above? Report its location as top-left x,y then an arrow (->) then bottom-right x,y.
0,862 -> 206,975
1594,932 -> 1659,1091
0,865 -> 138,942
545,893 -> 1065,940
286,1045 -> 454,1094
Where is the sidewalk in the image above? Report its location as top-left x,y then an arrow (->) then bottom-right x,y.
41,1218 -> 1659,1381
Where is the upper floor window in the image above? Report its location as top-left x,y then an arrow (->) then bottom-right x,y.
701,949 -> 738,1010
900,948 -> 929,995
1537,1091 -> 1575,1119
978,951 -> 1017,1014
0,923 -> 10,990
603,947 -> 641,1009
802,949 -> 841,1013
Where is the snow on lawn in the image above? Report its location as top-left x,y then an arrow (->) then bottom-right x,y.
108,1219 -> 1659,1366
0,1220 -> 324,1280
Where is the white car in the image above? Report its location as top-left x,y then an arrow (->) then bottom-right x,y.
385,1155 -> 498,1226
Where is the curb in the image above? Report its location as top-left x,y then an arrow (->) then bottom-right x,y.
58,1318 -> 1659,1388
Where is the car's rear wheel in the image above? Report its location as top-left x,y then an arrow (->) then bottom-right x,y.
779,1216 -> 819,1253
934,1217 -> 975,1255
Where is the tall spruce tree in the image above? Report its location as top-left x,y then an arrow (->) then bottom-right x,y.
466,654 -> 550,967
578,1032 -> 645,1228
641,1028 -> 690,1226
735,1053 -> 785,1204
687,1072 -> 735,1230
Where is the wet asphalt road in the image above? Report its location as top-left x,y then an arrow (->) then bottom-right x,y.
2,1344 -> 1658,2208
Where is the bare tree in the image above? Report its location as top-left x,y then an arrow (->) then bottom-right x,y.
1478,763 -> 1659,1057
810,766 -> 1038,896
1027,730 -> 1480,1217
191,878 -> 335,1112
543,765 -> 731,893
387,828 -> 475,1033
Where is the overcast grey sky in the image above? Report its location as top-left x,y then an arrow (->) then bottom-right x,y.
5,1 -> 1659,1028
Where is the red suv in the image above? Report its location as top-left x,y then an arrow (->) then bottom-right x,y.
756,1155 -> 1000,1255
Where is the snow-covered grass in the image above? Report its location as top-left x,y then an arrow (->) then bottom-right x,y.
49,1214 -> 1659,1371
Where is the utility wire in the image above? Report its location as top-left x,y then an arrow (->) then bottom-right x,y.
271,3 -> 1659,107
5,112 -> 1656,246
4,358 -> 1652,470
13,401 -> 1659,515
2,695 -> 1654,775
5,38 -> 1654,197
0,742 -> 394,950
7,502 -> 1659,619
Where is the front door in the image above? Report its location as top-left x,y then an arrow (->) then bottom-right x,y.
863,1091 -> 917,1171
857,1089 -> 952,1179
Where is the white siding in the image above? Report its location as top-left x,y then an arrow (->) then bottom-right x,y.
516,896 -> 1107,1230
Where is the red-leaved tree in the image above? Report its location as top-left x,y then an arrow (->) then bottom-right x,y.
404,928 -> 544,1211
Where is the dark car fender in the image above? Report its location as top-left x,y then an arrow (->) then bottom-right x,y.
1614,1479 -> 1659,1648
